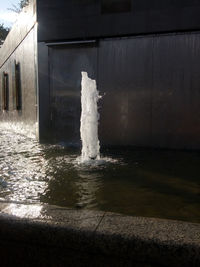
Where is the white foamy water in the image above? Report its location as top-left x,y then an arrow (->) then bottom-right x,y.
80,72 -> 101,163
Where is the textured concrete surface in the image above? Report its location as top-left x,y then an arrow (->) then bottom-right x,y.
0,0 -> 36,67
0,202 -> 199,266
95,213 -> 200,267
0,24 -> 38,138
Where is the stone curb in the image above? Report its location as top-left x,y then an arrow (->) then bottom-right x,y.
0,203 -> 199,266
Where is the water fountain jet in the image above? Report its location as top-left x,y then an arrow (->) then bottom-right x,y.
80,72 -> 101,163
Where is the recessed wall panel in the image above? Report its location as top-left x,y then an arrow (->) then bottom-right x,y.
98,37 -> 153,146
152,33 -> 200,149
49,44 -> 97,144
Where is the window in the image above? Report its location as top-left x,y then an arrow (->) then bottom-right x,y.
14,62 -> 22,110
2,72 -> 9,111
101,0 -> 131,14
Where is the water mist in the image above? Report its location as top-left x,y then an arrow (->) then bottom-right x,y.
80,72 -> 101,163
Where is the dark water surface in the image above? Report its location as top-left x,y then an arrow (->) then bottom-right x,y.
0,129 -> 200,223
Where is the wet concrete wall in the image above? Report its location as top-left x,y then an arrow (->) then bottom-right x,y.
0,0 -> 38,137
99,33 -> 200,149
37,0 -> 200,42
36,0 -> 200,149
39,32 -> 200,149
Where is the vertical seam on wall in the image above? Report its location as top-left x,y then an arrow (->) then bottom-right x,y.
151,37 -> 154,147
48,46 -> 52,131
34,24 -> 39,138
97,40 -> 100,90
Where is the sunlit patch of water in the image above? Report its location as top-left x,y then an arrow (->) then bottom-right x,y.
0,129 -> 49,203
2,203 -> 43,218
0,128 -> 200,223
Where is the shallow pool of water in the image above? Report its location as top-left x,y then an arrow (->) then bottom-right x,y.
0,129 -> 200,223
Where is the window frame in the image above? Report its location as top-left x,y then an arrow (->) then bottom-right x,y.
14,61 -> 22,111
2,72 -> 9,111
101,0 -> 132,14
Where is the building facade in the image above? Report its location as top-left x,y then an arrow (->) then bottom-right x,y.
1,0 -> 200,149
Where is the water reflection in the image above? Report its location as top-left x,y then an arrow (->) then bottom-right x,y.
0,129 -> 104,209
2,203 -> 43,218
0,128 -> 200,223
75,172 -> 102,209
0,129 -> 49,203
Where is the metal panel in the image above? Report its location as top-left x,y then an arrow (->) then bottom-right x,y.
98,37 -> 153,146
38,42 -> 50,141
49,44 -> 97,144
152,33 -> 200,149
46,33 -> 200,149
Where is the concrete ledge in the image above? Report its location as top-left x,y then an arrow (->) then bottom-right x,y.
0,203 -> 199,266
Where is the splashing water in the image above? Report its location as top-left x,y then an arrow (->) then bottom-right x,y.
80,72 -> 101,163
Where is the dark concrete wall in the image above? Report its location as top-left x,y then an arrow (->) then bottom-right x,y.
37,42 -> 50,141
98,33 -> 200,149
39,32 -> 200,149
38,42 -> 97,142
37,0 -> 200,42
